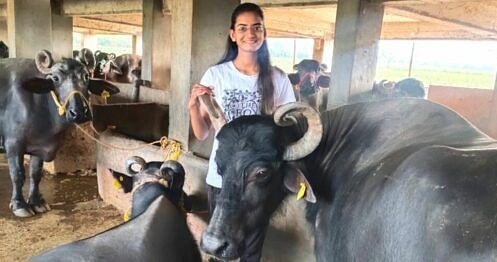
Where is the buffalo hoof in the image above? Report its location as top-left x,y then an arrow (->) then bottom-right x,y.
9,201 -> 35,218
31,202 -> 51,213
29,198 -> 51,213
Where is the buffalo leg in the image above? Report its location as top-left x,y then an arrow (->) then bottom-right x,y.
7,152 -> 34,217
28,155 -> 49,213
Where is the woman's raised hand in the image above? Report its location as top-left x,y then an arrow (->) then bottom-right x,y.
189,84 -> 214,110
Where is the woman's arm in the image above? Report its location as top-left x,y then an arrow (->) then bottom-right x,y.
189,83 -> 213,141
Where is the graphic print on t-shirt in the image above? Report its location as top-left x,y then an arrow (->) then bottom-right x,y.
222,89 -> 261,122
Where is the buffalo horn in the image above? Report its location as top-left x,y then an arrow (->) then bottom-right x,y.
199,94 -> 227,133
35,50 -> 53,75
160,160 -> 185,178
274,102 -> 323,161
125,156 -> 146,175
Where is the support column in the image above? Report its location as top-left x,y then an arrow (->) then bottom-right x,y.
7,0 -> 72,59
327,0 -> 384,109
7,0 -> 52,58
169,0 -> 238,152
0,20 -> 7,42
489,72 -> 497,139
142,0 -> 171,90
131,34 -> 137,55
82,33 -> 98,52
312,38 -> 324,62
51,0 -> 73,59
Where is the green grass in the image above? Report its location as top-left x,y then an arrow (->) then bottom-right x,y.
376,68 -> 496,89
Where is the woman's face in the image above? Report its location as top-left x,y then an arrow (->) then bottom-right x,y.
230,12 -> 265,54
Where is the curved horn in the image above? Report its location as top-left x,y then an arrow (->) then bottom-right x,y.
274,102 -> 323,161
199,94 -> 227,132
160,160 -> 185,190
35,50 -> 53,74
80,48 -> 96,72
125,156 -> 146,175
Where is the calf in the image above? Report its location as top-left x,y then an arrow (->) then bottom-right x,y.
102,54 -> 142,83
93,50 -> 116,79
73,48 -> 96,76
31,157 -> 201,262
0,50 -> 119,217
288,59 -> 330,111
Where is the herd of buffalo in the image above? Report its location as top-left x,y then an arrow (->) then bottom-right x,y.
0,46 -> 496,261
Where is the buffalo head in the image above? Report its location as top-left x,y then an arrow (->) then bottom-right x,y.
23,50 -> 119,123
199,99 -> 322,260
114,156 -> 190,219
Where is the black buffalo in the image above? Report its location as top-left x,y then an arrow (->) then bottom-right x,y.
372,77 -> 426,100
200,99 -> 497,261
0,50 -> 119,217
31,157 -> 200,262
102,54 -> 142,83
0,41 -> 9,58
73,48 -> 96,76
93,50 -> 116,79
288,59 -> 330,111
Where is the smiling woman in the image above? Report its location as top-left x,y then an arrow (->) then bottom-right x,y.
188,2 -> 296,262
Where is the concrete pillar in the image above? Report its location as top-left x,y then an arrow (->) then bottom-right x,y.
7,0 -> 52,58
0,20 -> 7,42
136,32 -> 143,56
327,0 -> 384,109
6,0 -> 72,59
142,0 -> 171,90
51,0 -> 73,59
312,38 -> 324,62
82,33 -> 98,51
169,0 -> 238,151
489,72 -> 497,138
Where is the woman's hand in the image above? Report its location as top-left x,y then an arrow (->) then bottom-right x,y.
189,84 -> 214,110
189,84 -> 214,141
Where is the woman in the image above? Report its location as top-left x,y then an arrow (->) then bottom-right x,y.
189,3 -> 295,261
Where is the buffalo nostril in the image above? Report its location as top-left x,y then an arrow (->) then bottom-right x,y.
68,109 -> 77,118
201,231 -> 229,257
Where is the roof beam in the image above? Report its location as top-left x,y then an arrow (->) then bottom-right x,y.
61,0 -> 170,16
73,17 -> 141,34
244,0 -> 336,7
381,22 -> 497,40
386,4 -> 497,37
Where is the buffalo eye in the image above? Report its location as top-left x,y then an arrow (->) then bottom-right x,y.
253,168 -> 270,182
51,75 -> 60,83
83,73 -> 90,82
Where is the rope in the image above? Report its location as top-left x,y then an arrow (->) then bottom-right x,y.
50,90 -> 87,116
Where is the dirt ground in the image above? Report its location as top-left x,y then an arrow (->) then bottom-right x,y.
0,155 -> 123,262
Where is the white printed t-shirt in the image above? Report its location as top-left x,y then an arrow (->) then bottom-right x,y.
200,61 -> 296,188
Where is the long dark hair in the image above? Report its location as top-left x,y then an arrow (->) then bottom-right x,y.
217,2 -> 275,115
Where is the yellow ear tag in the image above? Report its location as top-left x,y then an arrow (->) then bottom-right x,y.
101,90 -> 110,103
112,178 -> 122,190
297,182 -> 306,200
123,210 -> 131,222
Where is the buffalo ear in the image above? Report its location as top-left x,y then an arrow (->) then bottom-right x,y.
288,73 -> 300,85
22,78 -> 54,93
88,79 -> 120,95
111,170 -> 133,193
109,61 -> 123,75
283,163 -> 316,203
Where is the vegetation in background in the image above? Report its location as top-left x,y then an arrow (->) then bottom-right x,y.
268,38 -> 497,89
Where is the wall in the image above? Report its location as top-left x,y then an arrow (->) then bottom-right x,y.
428,85 -> 497,138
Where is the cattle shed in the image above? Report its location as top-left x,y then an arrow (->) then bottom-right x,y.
0,0 -> 497,261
